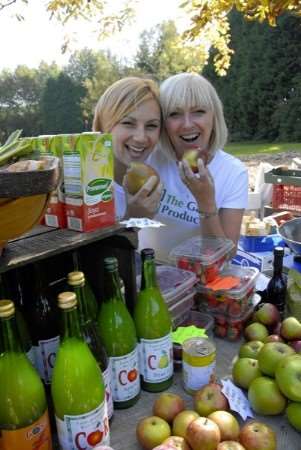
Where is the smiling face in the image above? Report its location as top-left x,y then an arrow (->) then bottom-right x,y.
111,98 -> 161,166
165,106 -> 214,161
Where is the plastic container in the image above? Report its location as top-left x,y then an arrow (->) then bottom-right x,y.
264,167 -> 301,213
169,290 -> 195,329
213,293 -> 261,341
239,234 -> 283,253
136,265 -> 197,306
195,265 -> 259,319
169,236 -> 234,284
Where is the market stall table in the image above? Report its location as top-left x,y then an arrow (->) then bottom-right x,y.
110,337 -> 300,449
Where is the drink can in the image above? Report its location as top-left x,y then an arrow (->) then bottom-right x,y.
182,337 -> 216,394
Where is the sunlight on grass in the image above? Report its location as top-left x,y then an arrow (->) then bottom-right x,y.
225,142 -> 301,156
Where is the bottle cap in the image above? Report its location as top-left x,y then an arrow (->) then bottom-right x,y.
141,248 -> 155,259
57,292 -> 77,309
0,299 -> 15,318
274,246 -> 284,256
67,271 -> 85,286
104,257 -> 118,271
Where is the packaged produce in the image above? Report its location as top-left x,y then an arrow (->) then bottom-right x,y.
169,236 -> 234,284
134,248 -> 174,392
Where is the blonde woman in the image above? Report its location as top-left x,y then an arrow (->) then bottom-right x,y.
139,73 -> 248,262
93,77 -> 163,220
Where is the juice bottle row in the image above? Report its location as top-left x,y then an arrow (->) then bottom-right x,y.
0,248 -> 174,450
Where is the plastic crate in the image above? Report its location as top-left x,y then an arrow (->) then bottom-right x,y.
264,168 -> 301,213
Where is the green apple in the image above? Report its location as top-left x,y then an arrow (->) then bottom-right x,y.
239,340 -> 264,359
257,342 -> 295,377
253,303 -> 280,327
172,410 -> 199,438
275,353 -> 301,401
194,381 -> 229,416
280,316 -> 301,341
136,416 -> 171,450
248,376 -> 286,415
153,392 -> 185,423
239,421 -> 276,450
244,322 -> 269,342
286,402 -> 301,432
232,357 -> 262,389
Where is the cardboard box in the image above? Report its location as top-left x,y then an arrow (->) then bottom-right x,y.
232,246 -> 274,272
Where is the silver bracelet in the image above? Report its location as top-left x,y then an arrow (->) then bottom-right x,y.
199,208 -> 218,219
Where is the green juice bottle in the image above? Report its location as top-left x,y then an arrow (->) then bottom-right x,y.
134,248 -> 173,392
98,257 -> 140,409
0,299 -> 52,450
67,271 -> 113,420
51,292 -> 109,449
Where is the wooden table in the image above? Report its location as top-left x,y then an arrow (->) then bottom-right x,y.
110,337 -> 301,449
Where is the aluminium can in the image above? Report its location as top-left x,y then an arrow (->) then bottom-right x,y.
182,337 -> 216,394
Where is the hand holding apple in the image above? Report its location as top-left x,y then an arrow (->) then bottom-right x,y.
124,162 -> 159,195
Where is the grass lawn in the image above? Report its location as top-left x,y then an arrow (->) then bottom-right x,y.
225,142 -> 301,157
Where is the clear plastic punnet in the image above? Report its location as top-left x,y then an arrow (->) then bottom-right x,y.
169,236 -> 234,284
196,265 -> 259,319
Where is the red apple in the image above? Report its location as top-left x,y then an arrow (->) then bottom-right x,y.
163,436 -> 191,450
253,303 -> 280,327
172,410 -> 199,438
244,322 -> 269,342
257,342 -> 295,377
207,410 -> 240,441
92,447 -> 115,450
194,380 -> 229,417
239,421 -> 276,450
248,376 -> 286,415
153,393 -> 186,423
275,353 -> 301,401
186,417 -> 221,450
238,341 -> 264,359
182,150 -> 199,173
152,446 -> 177,450
280,316 -> 301,341
125,162 -> 159,195
232,358 -> 262,390
289,339 -> 301,353
264,334 -> 284,343
286,402 -> 301,432
271,321 -> 281,335
217,442 -> 246,450
136,416 -> 171,450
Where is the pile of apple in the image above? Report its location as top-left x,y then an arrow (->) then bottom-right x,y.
232,302 -> 301,432
136,383 -> 276,450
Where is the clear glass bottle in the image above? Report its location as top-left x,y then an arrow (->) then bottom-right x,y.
0,299 -> 52,450
67,270 -> 113,420
134,248 -> 173,392
266,246 -> 287,319
51,291 -> 109,449
98,257 -> 140,409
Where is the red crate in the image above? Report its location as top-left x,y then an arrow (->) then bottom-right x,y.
272,184 -> 301,213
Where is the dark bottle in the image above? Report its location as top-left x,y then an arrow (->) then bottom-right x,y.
67,270 -> 113,419
266,246 -> 287,319
133,248 -> 173,392
98,257 -> 140,409
24,263 -> 60,385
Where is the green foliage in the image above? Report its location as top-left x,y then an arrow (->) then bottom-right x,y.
225,142 -> 301,156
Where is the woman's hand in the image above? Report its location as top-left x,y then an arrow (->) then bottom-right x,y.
179,158 -> 216,213
123,175 -> 163,219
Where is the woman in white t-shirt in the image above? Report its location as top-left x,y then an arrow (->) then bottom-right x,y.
93,77 -> 163,220
139,73 -> 248,262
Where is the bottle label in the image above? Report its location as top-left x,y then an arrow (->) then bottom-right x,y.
139,333 -> 173,383
34,335 -> 60,384
56,402 -> 109,450
103,362 -> 113,419
110,347 -> 140,402
0,409 -> 52,450
26,346 -> 36,366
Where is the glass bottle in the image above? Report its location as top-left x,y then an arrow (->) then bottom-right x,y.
0,299 -> 52,450
24,263 -> 60,386
98,257 -> 140,409
51,291 -> 109,449
266,246 -> 287,319
134,248 -> 173,392
67,270 -> 113,420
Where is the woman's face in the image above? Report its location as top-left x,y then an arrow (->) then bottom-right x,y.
165,106 -> 214,161
111,98 -> 161,166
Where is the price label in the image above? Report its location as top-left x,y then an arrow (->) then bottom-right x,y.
221,379 -> 254,421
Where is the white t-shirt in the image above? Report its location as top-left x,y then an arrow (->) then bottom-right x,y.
114,181 -> 126,221
138,148 -> 248,263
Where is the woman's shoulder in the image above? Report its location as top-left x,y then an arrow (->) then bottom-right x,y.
212,149 -> 247,173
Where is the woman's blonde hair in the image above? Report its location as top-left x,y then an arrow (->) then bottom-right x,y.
159,72 -> 228,160
93,77 -> 161,132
